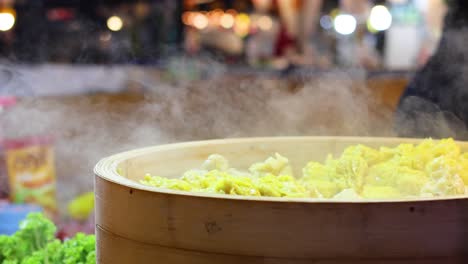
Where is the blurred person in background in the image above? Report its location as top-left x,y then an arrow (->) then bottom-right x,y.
269,0 -> 330,70
396,0 -> 468,139
416,0 -> 448,67
337,0 -> 382,69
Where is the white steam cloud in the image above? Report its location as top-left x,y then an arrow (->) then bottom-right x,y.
0,56 -> 434,213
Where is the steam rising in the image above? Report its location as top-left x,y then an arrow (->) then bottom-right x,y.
0,55 -> 462,213
396,96 -> 467,139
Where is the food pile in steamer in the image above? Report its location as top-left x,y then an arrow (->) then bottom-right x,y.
139,138 -> 468,200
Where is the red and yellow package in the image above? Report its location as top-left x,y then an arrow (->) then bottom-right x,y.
4,136 -> 57,214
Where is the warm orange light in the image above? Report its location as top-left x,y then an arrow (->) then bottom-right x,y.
193,13 -> 208,30
220,13 -> 234,29
226,9 -> 238,16
208,9 -> 223,26
212,8 -> 223,17
0,8 -> 16,32
182,11 -> 192,25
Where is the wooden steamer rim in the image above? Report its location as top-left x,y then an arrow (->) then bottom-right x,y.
94,136 -> 468,264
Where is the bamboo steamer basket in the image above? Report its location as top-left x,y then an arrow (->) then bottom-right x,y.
94,137 -> 468,264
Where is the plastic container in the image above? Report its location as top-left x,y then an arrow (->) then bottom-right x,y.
0,201 -> 42,235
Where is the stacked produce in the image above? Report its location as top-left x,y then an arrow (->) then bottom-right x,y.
141,138 -> 468,199
0,213 -> 96,264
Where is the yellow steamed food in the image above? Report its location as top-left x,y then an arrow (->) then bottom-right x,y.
139,138 -> 468,200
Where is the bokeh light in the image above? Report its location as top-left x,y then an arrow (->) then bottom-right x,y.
334,14 -> 357,35
234,13 -> 250,37
0,12 -> 15,32
193,13 -> 208,30
368,5 -> 392,31
320,15 -> 333,30
107,16 -> 123,32
182,11 -> 192,25
220,13 -> 234,29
